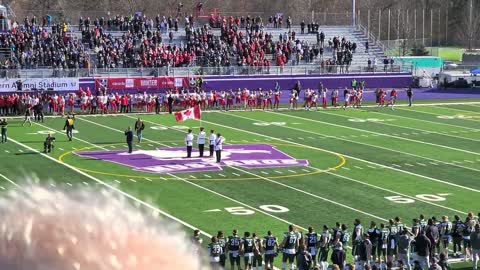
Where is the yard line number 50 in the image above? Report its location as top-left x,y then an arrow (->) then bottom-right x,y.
225,205 -> 289,215
385,193 -> 450,204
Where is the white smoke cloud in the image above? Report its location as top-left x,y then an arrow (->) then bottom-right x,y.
0,178 -> 207,270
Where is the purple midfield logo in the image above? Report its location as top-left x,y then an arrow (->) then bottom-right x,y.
76,144 -> 309,174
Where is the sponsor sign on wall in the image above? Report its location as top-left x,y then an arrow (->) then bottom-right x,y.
0,78 -> 79,92
94,77 -> 196,91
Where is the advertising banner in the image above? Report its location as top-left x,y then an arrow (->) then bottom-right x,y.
0,78 -> 80,92
95,77 -> 195,91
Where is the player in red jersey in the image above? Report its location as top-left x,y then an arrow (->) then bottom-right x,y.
242,89 -> 248,110
273,89 -> 281,110
388,89 -> 398,110
67,94 -> 75,114
378,89 -> 386,107
321,88 -> 327,109
235,89 -> 241,109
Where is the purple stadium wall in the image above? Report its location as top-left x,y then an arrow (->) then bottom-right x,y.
202,73 -> 413,91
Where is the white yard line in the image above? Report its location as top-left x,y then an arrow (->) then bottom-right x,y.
227,112 -> 480,174
325,171 -> 467,215
371,110 -> 480,132
0,173 -> 21,188
33,122 -> 110,151
7,137 -> 213,238
362,113 -> 480,143
270,111 -> 480,156
196,117 -> 480,193
230,166 -> 389,221
167,173 -> 307,230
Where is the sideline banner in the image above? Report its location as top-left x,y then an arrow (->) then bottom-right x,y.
0,78 -> 79,92
95,77 -> 196,91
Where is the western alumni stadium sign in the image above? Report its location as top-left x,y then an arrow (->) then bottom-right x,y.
0,78 -> 79,92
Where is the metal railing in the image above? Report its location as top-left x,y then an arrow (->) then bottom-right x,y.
356,23 -> 387,55
0,64 -> 413,79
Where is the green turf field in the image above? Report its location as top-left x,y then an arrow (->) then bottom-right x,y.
1,101 -> 480,269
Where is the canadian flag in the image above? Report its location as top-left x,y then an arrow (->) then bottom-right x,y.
174,105 -> 201,122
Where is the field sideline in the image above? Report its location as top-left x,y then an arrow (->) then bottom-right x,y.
1,101 -> 480,269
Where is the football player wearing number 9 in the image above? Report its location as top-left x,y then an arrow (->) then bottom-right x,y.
280,224 -> 301,270
227,229 -> 242,270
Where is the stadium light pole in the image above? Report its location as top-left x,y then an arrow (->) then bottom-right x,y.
352,0 -> 356,26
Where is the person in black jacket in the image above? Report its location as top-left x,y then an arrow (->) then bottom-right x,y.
167,92 -> 174,114
331,241 -> 346,270
426,219 -> 439,259
125,126 -> 133,153
415,231 -> 431,269
155,96 -> 160,114
358,233 -> 372,270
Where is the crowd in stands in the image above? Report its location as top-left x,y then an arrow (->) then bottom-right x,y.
0,12 -> 367,71
0,16 -> 90,70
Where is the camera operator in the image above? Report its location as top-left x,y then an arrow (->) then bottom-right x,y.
43,133 -> 56,153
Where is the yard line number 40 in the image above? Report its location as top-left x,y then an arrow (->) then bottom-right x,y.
385,193 -> 450,204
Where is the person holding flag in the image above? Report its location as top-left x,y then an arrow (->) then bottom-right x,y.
174,105 -> 201,122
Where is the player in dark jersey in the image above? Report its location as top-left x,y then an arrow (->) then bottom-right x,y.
378,223 -> 389,266
340,224 -> 350,254
280,224 -> 300,270
367,221 -> 381,263
305,226 -> 319,268
318,225 -> 331,268
228,229 -> 242,270
419,214 -> 428,233
217,231 -> 227,269
252,233 -> 263,270
264,231 -> 278,270
209,236 -> 224,270
387,219 -> 398,263
241,231 -> 255,270
411,218 -> 421,238
395,217 -> 405,234
332,222 -> 342,243
440,215 -> 453,257
352,219 -> 363,257
452,215 -> 464,257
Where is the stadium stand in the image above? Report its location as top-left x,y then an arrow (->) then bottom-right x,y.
0,13 -> 387,73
